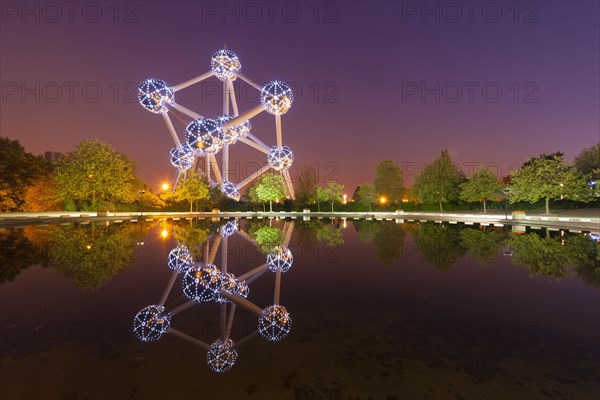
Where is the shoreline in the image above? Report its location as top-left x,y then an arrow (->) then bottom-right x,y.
1,210 -> 598,233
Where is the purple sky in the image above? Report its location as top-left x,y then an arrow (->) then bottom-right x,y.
1,1 -> 598,192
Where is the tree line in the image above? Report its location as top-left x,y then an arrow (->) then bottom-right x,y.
1,136 -> 598,214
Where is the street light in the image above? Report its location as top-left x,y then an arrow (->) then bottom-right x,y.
162,183 -> 170,192
502,187 -> 511,219
379,196 -> 387,205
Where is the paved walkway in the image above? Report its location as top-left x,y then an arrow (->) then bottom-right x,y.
1,209 -> 599,233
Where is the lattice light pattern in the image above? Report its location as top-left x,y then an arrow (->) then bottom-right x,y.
137,48 -> 296,200
133,220 -> 295,373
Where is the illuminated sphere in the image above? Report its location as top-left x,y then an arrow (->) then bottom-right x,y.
182,264 -> 222,302
267,146 -> 294,171
267,245 -> 294,273
219,220 -> 238,238
169,144 -> 196,171
258,305 -> 292,342
138,79 -> 174,114
185,118 -> 223,155
167,245 -> 194,273
132,305 -> 171,342
215,272 -> 250,303
261,81 -> 293,115
206,338 -> 238,373
211,49 -> 241,81
221,181 -> 241,201
217,115 -> 251,144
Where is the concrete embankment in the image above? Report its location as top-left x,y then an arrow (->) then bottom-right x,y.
1,210 -> 598,233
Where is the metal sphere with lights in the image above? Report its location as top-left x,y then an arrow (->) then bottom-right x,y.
183,264 -> 223,302
170,144 -> 196,171
261,81 -> 293,115
267,245 -> 294,273
138,79 -> 174,114
268,145 -> 294,171
258,304 -> 292,342
137,48 -> 297,200
207,338 -> 238,372
132,305 -> 171,342
167,245 -> 194,273
185,118 -> 223,155
219,220 -> 238,238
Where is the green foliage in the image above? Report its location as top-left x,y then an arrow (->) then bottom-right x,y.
49,223 -> 147,290
508,233 -> 568,278
373,223 -> 405,264
459,228 -> 506,266
414,223 -> 466,271
315,223 -> 344,247
252,226 -> 284,253
174,171 -> 210,212
311,186 -> 329,212
173,222 -> 210,260
413,150 -> 466,211
53,140 -> 138,210
357,183 -> 377,211
295,165 -> 319,206
255,173 -> 285,211
0,228 -> 44,282
0,137 -> 49,211
374,160 -> 403,203
573,142 -> 600,177
509,153 -> 591,213
323,181 -> 344,212
459,168 -> 503,212
354,219 -> 382,243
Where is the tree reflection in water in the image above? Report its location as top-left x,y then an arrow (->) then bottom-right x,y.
460,228 -> 506,266
49,222 -> 155,290
414,223 -> 467,271
509,231 -> 600,283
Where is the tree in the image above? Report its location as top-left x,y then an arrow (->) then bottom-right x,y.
374,160 -> 403,203
0,137 -> 49,211
323,181 -> 344,212
295,165 -> 319,206
174,171 -> 209,212
311,186 -> 329,212
255,172 -> 285,212
246,181 -> 264,211
573,142 -> 600,177
23,176 -> 62,211
509,153 -> 591,214
413,150 -> 466,211
459,167 -> 502,212
53,140 -> 138,210
252,226 -> 284,253
357,183 -> 377,212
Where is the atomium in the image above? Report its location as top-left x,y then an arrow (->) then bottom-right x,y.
215,271 -> 250,303
137,48 -> 297,201
132,304 -> 171,342
267,245 -> 294,273
261,81 -> 293,115
170,144 -> 196,171
210,49 -> 241,81
167,245 -> 194,273
267,145 -> 294,171
182,264 -> 223,302
219,220 -> 238,238
138,79 -> 174,114
217,115 -> 250,144
185,118 -> 223,155
258,304 -> 292,342
221,181 -> 241,201
206,338 -> 238,372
